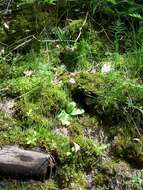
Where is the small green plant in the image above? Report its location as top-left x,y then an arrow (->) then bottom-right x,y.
26,130 -> 37,145
58,101 -> 84,125
131,175 -> 143,186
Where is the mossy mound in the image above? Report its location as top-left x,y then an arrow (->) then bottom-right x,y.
0,47 -> 143,189
0,112 -> 17,131
94,159 -> 143,190
0,0 -> 143,188
112,134 -> 143,169
70,72 -> 143,127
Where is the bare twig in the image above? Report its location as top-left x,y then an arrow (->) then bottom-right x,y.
74,12 -> 89,44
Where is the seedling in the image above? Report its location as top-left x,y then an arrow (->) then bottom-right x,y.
58,102 -> 84,126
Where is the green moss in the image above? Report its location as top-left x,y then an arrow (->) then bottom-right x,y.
4,180 -> 58,190
31,179 -> 58,190
112,134 -> 143,168
101,159 -> 131,176
93,159 -> 141,190
0,126 -> 70,157
0,127 -> 26,145
73,136 -> 107,171
4,184 -> 27,190
68,123 -> 84,136
101,159 -> 119,172
1,73 -> 69,128
94,174 -> 107,189
0,63 -> 12,80
0,26 -> 7,40
65,19 -> 88,35
3,4 -> 56,51
0,50 -> 60,81
0,112 -> 17,131
75,72 -> 104,93
59,24 -> 105,72
56,166 -> 87,189
71,72 -> 143,126
81,114 -> 97,124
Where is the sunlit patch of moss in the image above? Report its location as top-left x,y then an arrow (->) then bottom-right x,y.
74,72 -> 104,93
73,136 -> 107,171
65,19 -> 88,35
0,127 -> 27,146
71,71 -> 143,127
0,50 -> 60,81
1,73 -> 69,128
101,159 -> 131,176
56,166 -> 87,189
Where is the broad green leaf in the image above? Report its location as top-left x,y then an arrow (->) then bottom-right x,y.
58,110 -> 71,126
66,102 -> 76,114
129,13 -> 143,20
70,108 -> 85,116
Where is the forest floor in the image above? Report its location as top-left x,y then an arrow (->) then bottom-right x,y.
0,47 -> 143,190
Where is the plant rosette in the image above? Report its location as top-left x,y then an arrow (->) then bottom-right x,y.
58,102 -> 84,126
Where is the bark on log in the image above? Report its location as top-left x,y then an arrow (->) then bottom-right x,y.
0,146 -> 53,180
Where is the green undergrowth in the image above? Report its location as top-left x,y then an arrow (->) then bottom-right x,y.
0,24 -> 143,188
0,52 -> 108,189
0,0 -> 143,189
0,125 -> 106,167
94,159 -> 143,190
70,70 -> 143,126
0,48 -> 143,189
0,125 -> 106,189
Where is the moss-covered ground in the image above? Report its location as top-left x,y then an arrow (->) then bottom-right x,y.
0,1 -> 143,188
0,48 -> 143,189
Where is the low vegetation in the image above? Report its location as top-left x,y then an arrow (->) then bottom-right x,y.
0,0 -> 143,189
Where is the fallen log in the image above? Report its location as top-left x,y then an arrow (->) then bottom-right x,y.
0,146 -> 53,180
